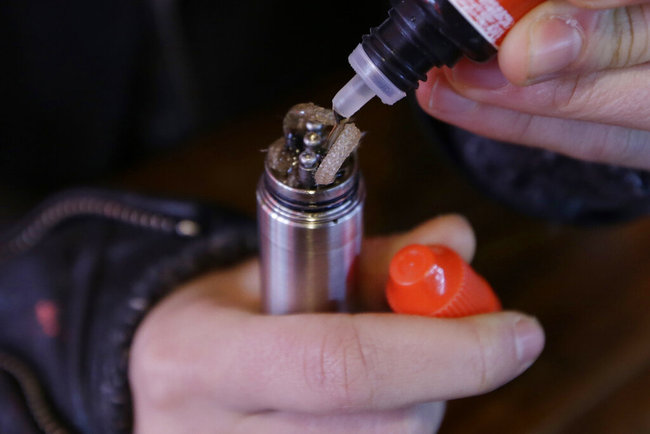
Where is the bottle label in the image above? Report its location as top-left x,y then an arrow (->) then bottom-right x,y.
446,0 -> 543,47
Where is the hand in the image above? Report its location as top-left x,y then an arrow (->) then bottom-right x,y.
417,0 -> 650,169
129,216 -> 544,433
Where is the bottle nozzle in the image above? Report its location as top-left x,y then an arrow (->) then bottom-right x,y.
332,74 -> 375,119
332,44 -> 406,118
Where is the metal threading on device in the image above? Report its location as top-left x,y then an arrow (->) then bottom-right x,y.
262,155 -> 360,212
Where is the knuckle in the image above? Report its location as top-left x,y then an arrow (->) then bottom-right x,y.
550,74 -> 598,116
130,327 -> 188,409
615,129 -> 650,167
584,127 -> 649,166
579,129 -> 616,163
605,6 -> 650,68
302,317 -> 375,410
510,113 -> 535,144
466,319 -> 501,394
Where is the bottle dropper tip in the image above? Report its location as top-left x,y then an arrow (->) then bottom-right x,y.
332,74 -> 376,119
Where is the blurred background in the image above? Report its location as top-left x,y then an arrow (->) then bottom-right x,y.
2,0 -> 650,432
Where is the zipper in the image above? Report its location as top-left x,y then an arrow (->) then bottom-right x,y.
0,193 -> 202,432
0,195 -> 201,260
0,352 -> 71,434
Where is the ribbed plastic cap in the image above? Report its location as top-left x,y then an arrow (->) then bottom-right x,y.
386,244 -> 501,317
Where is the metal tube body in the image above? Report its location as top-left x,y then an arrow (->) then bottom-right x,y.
257,159 -> 364,314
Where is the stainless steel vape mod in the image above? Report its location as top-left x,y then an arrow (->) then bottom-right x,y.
257,103 -> 365,314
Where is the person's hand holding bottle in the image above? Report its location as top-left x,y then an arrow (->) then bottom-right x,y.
418,0 -> 650,170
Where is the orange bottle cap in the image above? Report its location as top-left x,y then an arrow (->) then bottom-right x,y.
386,244 -> 501,318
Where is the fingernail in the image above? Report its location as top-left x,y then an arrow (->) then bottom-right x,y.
514,316 -> 544,367
426,72 -> 478,114
528,17 -> 583,81
450,59 -> 509,90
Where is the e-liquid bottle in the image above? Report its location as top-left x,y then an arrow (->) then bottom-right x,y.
333,0 -> 545,117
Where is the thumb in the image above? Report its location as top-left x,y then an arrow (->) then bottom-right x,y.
499,0 -> 650,84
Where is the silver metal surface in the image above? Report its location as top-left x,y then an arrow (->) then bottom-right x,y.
298,150 -> 318,188
257,104 -> 365,314
303,131 -> 322,149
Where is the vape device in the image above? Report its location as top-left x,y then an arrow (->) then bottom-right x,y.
257,103 -> 365,314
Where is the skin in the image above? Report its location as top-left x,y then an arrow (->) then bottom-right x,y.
417,0 -> 650,170
129,215 -> 545,433
130,0 -> 650,428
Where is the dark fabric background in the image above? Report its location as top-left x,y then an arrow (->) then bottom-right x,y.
0,0 -> 387,191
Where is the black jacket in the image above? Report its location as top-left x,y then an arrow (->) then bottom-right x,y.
0,188 -> 256,433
